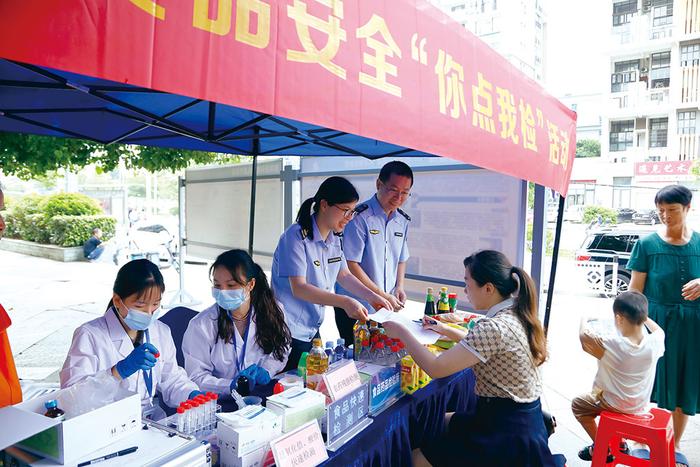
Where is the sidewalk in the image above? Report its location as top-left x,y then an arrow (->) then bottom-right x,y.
1,249 -> 697,465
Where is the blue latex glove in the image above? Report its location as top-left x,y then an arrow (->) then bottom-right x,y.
254,366 -> 271,385
239,364 -> 258,390
115,343 -> 159,379
189,390 -> 206,400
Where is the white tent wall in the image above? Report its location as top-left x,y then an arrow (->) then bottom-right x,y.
185,159 -> 284,264
299,157 -> 527,302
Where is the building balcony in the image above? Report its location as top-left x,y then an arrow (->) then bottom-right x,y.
609,82 -> 670,117
611,15 -> 674,53
679,133 -> 700,160
681,65 -> 700,104
681,0 -> 700,35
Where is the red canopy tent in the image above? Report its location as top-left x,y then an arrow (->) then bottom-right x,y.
0,0 -> 576,327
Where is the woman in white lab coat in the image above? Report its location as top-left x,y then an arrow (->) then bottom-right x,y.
182,249 -> 292,396
60,259 -> 202,415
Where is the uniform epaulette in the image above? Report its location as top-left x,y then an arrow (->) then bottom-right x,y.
354,203 -> 369,215
397,208 -> 411,221
300,228 -> 309,240
333,231 -> 344,237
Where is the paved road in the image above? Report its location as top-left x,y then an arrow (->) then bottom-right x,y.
0,245 -> 697,465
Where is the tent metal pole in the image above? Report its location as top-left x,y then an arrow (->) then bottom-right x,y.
166,176 -> 197,308
248,129 -> 260,257
543,194 -> 565,335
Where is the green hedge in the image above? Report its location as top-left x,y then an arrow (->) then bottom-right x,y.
4,194 -> 45,239
4,192 -> 116,247
49,215 -> 116,247
41,193 -> 102,218
583,206 -> 617,225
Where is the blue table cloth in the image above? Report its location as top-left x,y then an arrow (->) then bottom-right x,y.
321,369 -> 476,467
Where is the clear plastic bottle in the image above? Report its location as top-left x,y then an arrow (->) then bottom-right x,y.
334,338 -> 346,363
353,321 -> 369,361
369,321 -> 380,340
372,341 -> 386,365
389,345 -> 400,365
324,341 -> 334,360
397,341 -> 407,358
306,338 -> 329,390
358,339 -> 371,361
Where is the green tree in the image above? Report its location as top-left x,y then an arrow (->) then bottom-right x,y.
0,133 -> 246,179
576,139 -> 601,158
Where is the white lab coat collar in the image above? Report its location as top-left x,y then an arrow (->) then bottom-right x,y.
104,307 -> 135,359
485,298 -> 515,318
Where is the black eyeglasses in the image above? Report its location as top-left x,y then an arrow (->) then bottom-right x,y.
332,205 -> 357,219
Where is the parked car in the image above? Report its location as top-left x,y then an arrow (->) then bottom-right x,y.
632,209 -> 660,225
616,207 -> 636,223
575,228 -> 653,296
564,205 -> 586,223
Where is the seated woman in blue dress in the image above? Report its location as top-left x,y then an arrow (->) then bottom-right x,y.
384,250 -> 564,467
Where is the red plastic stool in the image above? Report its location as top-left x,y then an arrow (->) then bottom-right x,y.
592,408 -> 675,467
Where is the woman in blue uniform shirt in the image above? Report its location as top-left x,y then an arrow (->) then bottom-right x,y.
272,176 -> 392,371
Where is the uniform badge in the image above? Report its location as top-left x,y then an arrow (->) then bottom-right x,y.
328,257 -> 342,264
313,260 -> 321,267
369,229 -> 380,235
394,232 -> 404,237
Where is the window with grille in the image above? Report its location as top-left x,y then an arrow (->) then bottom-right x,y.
651,52 -> 671,88
650,118 -> 668,147
678,111 -> 697,134
652,0 -> 673,26
611,60 -> 639,92
610,120 -> 634,152
681,43 -> 700,67
613,0 -> 637,26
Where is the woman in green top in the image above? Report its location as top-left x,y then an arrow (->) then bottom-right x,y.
628,185 -> 698,467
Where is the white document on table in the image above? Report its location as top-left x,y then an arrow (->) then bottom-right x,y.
368,308 -> 440,345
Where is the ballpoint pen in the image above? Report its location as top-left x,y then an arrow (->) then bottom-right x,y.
77,446 -> 138,467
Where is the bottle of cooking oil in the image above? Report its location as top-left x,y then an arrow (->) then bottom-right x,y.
305,338 -> 329,390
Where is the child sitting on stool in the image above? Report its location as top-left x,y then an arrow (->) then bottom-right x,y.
572,290 -> 665,462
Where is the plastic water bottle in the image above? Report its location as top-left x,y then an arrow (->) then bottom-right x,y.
386,345 -> 397,365
324,341 -> 334,360
372,341 -> 387,365
334,338 -> 346,363
358,339 -> 371,361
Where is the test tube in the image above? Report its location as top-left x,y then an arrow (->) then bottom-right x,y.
176,406 -> 185,432
181,402 -> 192,434
188,400 -> 199,432
211,393 -> 219,426
196,395 -> 209,430
205,393 -> 215,427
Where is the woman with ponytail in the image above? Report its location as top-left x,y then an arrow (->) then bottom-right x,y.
182,250 -> 291,396
272,176 -> 392,371
383,250 -> 563,467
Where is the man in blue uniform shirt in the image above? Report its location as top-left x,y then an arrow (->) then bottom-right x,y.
335,161 -> 413,344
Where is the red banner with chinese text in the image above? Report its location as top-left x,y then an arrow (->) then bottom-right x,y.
0,0 -> 577,195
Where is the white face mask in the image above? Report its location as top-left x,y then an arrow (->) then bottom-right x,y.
117,302 -> 161,331
212,287 -> 247,311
